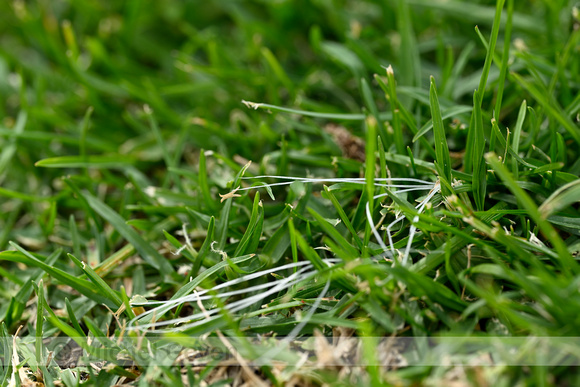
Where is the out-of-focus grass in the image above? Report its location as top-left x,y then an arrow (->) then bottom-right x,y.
1,0 -> 580,385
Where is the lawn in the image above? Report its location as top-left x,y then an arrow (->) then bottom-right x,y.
1,0 -> 580,385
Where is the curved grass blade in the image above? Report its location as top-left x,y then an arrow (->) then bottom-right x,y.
491,0 -> 514,150
241,100 -> 393,121
320,41 -> 364,78
78,189 -> 175,276
3,244 -> 117,308
2,248 -> 60,328
131,253 -> 257,325
322,185 -> 365,253
472,90 -> 487,211
396,0 -> 421,93
34,280 -> 118,362
308,207 -> 359,260
429,76 -> 452,194
511,100 -> 527,178
412,105 -> 473,142
234,191 -> 264,257
68,253 -> 123,308
0,187 -> 54,202
539,179 -> 580,219
476,0 -> 505,107
35,155 -> 136,169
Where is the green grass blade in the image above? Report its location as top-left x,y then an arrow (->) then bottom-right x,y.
390,266 -> 466,311
444,41 -> 475,98
375,74 -> 437,158
65,298 -> 86,337
34,282 -> 118,361
120,286 -> 137,320
511,100 -> 527,179
308,207 -> 359,260
491,0 -> 514,150
429,76 -> 452,194
472,90 -> 487,211
234,191 -> 264,257
241,100 -> 393,121
0,187 -> 52,202
261,223 -> 291,264
68,253 -> 123,308
396,0 -> 421,94
490,116 -> 535,168
320,41 -> 364,78
288,217 -> 300,273
2,248 -> 60,328
384,66 -> 405,154
292,224 -> 327,273
364,115 -> 378,256
78,189 -> 175,276
539,180 -> 580,219
261,47 -> 294,98
194,216 -> 216,276
35,155 -> 136,169
4,244 -> 117,307
476,0 -> 505,106
216,160 -> 252,250
322,185 -> 365,253
361,78 -> 389,147
412,105 -> 473,142
35,281 -> 45,368
396,0 -> 421,107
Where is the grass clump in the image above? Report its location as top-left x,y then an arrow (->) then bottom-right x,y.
1,0 -> 580,385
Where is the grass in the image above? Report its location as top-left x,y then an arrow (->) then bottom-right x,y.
1,0 -> 580,385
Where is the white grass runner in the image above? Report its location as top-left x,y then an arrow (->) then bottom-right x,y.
130,258 -> 340,332
241,175 -> 440,264
130,174 -> 440,346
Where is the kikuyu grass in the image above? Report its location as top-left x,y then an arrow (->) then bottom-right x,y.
129,174 -> 441,347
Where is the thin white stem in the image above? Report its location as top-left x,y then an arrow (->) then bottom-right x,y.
371,186 -> 436,201
238,181 -> 433,191
366,201 -> 389,253
386,215 -> 405,258
242,175 -> 435,185
132,264 -> 314,327
130,260 -> 337,331
136,269 -> 319,332
401,182 -> 441,265
366,185 -> 437,259
133,259 -> 336,310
